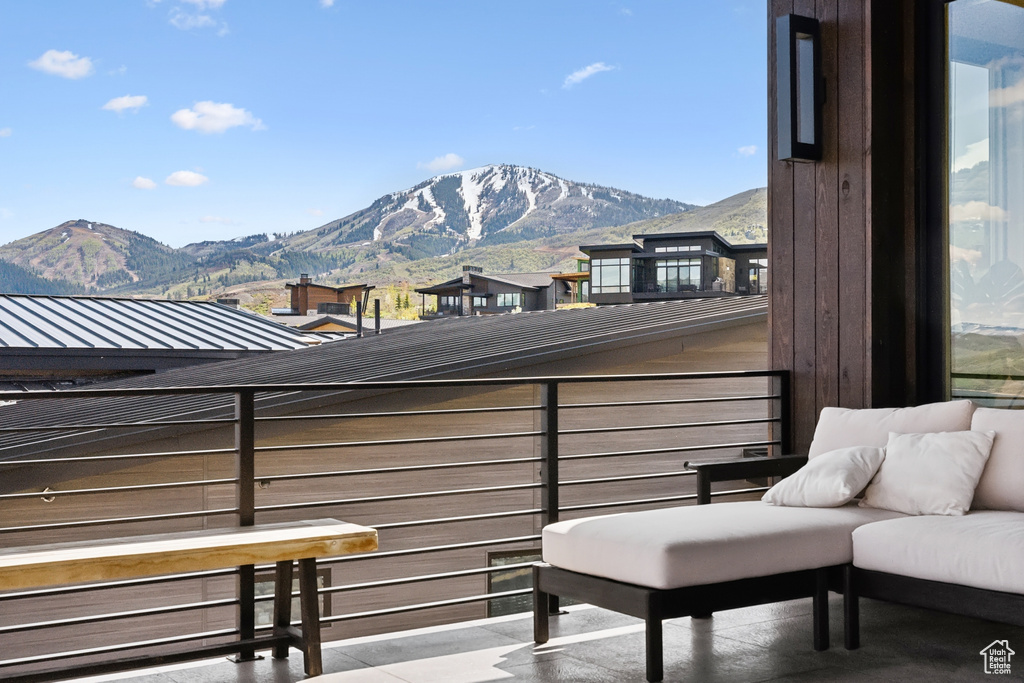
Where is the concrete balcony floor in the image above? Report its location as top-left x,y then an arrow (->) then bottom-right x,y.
79,597 -> 1024,683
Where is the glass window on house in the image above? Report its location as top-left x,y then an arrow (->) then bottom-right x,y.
440,295 -> 460,311
948,0 -> 1024,404
590,257 -> 631,293
496,292 -> 522,307
472,296 -> 487,308
749,258 -> 769,294
656,258 -> 701,292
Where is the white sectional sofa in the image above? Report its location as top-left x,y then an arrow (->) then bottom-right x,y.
534,399 -> 1023,682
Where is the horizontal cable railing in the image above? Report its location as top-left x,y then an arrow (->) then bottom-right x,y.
0,370 -> 788,678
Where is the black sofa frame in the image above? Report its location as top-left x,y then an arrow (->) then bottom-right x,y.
682,455 -> 1024,652
846,569 -> 1024,648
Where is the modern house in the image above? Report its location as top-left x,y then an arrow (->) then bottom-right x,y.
414,266 -> 573,318
549,257 -> 593,305
580,231 -> 768,305
278,274 -> 374,316
284,313 -> 419,334
0,294 -> 337,388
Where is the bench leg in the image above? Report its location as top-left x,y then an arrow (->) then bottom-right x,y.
645,596 -> 664,683
813,568 -> 829,651
844,565 -> 859,650
273,560 -> 294,659
533,564 -> 549,644
298,558 -> 323,676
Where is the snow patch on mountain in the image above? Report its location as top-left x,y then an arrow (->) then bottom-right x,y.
458,168 -> 487,240
517,172 -> 538,216
556,178 -> 569,201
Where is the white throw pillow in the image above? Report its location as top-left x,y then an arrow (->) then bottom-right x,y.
859,431 -> 995,516
762,446 -> 885,507
807,400 -> 975,458
971,407 -> 1024,511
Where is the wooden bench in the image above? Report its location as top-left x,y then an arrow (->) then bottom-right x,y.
0,518 -> 377,680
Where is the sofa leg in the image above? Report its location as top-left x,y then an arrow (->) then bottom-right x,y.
645,610 -> 664,683
813,568 -> 829,651
533,565 -> 549,644
844,565 -> 859,650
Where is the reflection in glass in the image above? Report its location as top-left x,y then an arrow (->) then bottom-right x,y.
949,0 -> 1024,404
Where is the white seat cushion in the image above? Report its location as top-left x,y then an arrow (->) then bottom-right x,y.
853,512 -> 1024,594
807,400 -> 975,458
542,501 -> 906,590
971,407 -> 1024,511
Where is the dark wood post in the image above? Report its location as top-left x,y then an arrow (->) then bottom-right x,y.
539,381 -> 560,614
235,390 -> 258,661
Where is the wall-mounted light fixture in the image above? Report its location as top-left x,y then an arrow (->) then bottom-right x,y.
777,14 -> 822,162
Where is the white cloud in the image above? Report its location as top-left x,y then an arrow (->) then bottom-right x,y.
950,200 -> 1007,223
170,10 -> 216,29
563,62 -> 615,89
102,95 -> 149,113
29,50 -> 94,79
320,0 -> 335,6
307,208 -> 324,216
991,78 -> 1024,108
168,0 -> 228,34
109,65 -> 128,76
0,128 -> 11,138
166,170 -> 209,187
738,145 -> 758,156
181,0 -> 226,8
171,101 -> 264,133
133,176 -> 157,190
200,215 -> 235,225
418,153 -> 465,173
0,208 -> 13,221
953,138 -> 988,172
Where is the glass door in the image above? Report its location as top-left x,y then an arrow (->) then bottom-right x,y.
948,0 -> 1024,404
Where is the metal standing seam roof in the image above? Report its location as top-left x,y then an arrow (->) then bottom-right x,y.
0,295 -> 336,352
0,296 -> 767,456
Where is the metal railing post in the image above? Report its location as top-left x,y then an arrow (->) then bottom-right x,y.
539,381 -> 560,614
235,389 -> 258,661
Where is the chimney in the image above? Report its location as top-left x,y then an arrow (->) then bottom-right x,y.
299,273 -> 311,285
462,265 -> 482,285
216,298 -> 240,309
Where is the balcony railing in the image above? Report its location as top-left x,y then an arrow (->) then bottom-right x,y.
0,370 -> 789,680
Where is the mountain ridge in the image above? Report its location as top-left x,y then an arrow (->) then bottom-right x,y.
0,167 -> 764,304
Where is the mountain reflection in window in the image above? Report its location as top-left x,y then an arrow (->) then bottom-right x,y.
949,0 -> 1024,405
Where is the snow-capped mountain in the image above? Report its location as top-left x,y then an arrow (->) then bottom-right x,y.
279,165 -> 696,259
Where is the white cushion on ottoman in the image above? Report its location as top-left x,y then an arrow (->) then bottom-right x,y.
542,501 -> 906,590
807,400 -> 975,458
852,512 -> 1024,594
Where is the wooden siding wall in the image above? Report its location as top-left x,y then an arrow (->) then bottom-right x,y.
769,0 -> 918,453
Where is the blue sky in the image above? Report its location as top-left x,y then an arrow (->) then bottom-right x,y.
0,1 -> 767,248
